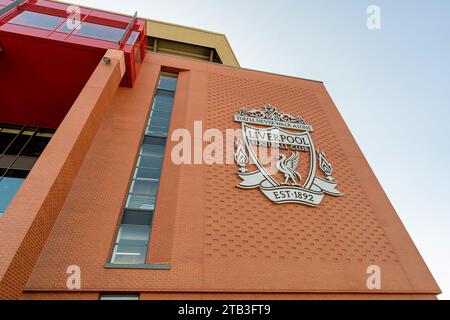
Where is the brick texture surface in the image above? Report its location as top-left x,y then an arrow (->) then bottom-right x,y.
2,53 -> 438,299
22,291 -> 436,300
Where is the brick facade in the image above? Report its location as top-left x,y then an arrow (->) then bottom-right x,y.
0,52 -> 440,299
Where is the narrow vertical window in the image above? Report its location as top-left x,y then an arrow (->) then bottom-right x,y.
110,73 -> 178,265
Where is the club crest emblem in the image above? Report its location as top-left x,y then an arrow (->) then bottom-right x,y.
234,105 -> 342,206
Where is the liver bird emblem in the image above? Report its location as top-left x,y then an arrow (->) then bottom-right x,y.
274,151 -> 301,185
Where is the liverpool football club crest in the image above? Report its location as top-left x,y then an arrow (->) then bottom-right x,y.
234,105 -> 342,206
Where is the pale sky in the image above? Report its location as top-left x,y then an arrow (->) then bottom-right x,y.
68,0 -> 450,299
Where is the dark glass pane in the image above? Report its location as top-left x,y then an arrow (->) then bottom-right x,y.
129,180 -> 158,196
142,135 -> 166,146
4,127 -> 35,156
134,167 -> 161,180
149,124 -> 170,132
9,11 -> 64,30
153,99 -> 174,110
10,156 -> 37,171
149,116 -> 170,129
0,126 -> 20,154
152,104 -> 173,114
100,295 -> 140,300
116,225 -> 150,245
0,177 -> 24,214
21,129 -> 53,157
4,134 -> 28,155
140,144 -> 164,157
121,209 -> 153,225
0,155 -> 15,169
137,155 -> 163,169
57,21 -> 136,44
154,108 -> 172,118
150,108 -> 171,120
153,90 -> 174,108
111,244 -> 147,264
147,36 -> 155,50
0,135 -> 12,154
5,169 -> 29,179
125,194 -> 156,210
148,125 -> 169,132
146,127 -> 168,137
73,22 -> 125,42
158,75 -> 178,91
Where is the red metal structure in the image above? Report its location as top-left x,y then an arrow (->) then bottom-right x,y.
0,0 -> 146,127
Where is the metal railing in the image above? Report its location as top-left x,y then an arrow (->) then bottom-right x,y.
118,11 -> 137,48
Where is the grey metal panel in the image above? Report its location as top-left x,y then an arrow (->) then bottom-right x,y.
11,156 -> 37,170
0,155 -> 15,169
0,156 -> 37,171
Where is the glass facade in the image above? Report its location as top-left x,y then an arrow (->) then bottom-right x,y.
8,11 -> 64,30
0,124 -> 55,216
8,10 -> 139,45
110,73 -> 178,265
58,22 -> 140,45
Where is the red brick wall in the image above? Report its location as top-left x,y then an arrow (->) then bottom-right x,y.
22,292 -> 436,300
21,292 -> 99,300
7,53 -> 438,299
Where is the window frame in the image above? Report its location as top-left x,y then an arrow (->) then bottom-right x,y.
108,72 -> 178,266
99,294 -> 140,300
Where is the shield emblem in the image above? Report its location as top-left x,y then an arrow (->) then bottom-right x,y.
234,105 -> 342,206
241,123 -> 317,189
